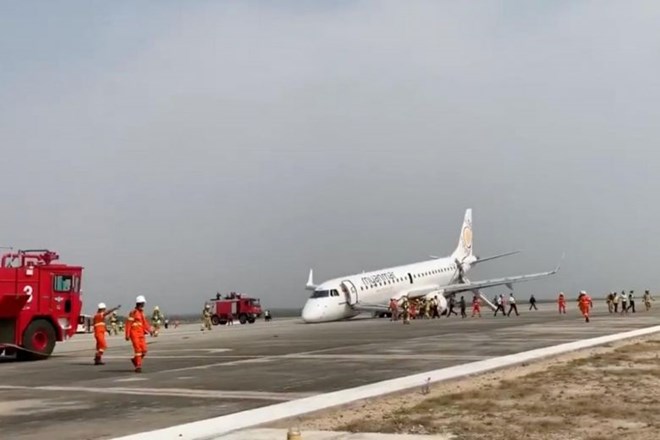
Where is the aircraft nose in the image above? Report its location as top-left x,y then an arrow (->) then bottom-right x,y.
301,299 -> 324,323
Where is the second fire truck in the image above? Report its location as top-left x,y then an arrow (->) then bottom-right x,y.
209,292 -> 262,325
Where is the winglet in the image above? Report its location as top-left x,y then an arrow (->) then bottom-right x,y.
305,269 -> 317,291
553,252 -> 565,273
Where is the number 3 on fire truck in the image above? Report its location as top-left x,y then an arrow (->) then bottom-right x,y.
23,285 -> 33,304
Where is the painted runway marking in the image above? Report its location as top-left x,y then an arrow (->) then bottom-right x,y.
281,354 -> 490,361
0,385 -> 314,402
114,378 -> 148,383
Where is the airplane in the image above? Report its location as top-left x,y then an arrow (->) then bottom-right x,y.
301,209 -> 560,323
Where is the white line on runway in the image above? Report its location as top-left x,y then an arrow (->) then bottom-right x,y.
0,385 -> 315,401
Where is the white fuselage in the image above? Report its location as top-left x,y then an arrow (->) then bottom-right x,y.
301,256 -> 462,323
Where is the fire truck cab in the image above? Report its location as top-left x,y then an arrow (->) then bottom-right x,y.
210,292 -> 262,325
0,250 -> 83,360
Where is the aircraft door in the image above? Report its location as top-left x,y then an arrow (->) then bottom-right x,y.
340,280 -> 358,305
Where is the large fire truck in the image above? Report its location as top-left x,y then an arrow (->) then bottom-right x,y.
210,292 -> 262,325
0,250 -> 83,360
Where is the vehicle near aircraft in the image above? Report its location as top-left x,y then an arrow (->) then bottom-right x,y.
0,249 -> 83,359
301,209 -> 559,323
209,292 -> 263,325
76,314 -> 92,333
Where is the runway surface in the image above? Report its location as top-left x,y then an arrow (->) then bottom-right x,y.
0,304 -> 657,440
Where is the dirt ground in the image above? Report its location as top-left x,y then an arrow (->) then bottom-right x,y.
271,335 -> 660,440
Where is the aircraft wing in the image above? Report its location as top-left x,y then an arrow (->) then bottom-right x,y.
438,265 -> 560,296
403,287 -> 442,300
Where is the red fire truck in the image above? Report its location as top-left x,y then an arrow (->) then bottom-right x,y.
210,292 -> 262,325
0,249 -> 83,360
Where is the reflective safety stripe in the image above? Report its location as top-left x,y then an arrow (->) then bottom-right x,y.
127,317 -> 135,321
132,323 -> 142,327
94,322 -> 105,327
134,352 -> 142,356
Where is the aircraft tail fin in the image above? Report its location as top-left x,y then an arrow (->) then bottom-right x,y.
305,269 -> 317,291
452,209 -> 473,262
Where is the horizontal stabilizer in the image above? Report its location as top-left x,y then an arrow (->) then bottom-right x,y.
472,250 -> 520,265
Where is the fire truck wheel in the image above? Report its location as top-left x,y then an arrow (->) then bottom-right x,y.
238,314 -> 248,324
22,319 -> 57,358
211,315 -> 220,326
247,316 -> 255,324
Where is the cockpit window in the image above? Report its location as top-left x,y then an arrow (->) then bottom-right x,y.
331,290 -> 339,297
311,290 -> 330,298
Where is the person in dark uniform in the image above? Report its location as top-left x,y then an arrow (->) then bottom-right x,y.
627,291 -> 636,313
459,296 -> 467,318
529,294 -> 538,311
507,293 -> 519,316
494,294 -> 506,316
446,295 -> 458,317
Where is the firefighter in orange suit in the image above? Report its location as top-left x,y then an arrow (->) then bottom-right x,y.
558,292 -> 567,314
93,302 -> 120,365
578,290 -> 592,322
471,294 -> 481,318
125,295 -> 153,373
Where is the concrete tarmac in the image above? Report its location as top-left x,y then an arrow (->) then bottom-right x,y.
0,304 -> 657,440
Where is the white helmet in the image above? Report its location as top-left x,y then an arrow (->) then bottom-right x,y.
136,295 -> 146,304
154,306 -> 159,311
98,302 -> 106,309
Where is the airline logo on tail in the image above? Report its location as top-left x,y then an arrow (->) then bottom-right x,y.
462,224 -> 473,252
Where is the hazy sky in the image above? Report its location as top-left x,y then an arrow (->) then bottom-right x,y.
2,1 -> 660,314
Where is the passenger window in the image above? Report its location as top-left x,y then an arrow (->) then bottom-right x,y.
53,275 -> 73,292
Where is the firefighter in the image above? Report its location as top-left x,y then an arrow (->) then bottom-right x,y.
151,306 -> 164,336
125,295 -> 153,373
93,303 -> 120,365
606,292 -> 614,314
644,290 -> 653,311
389,298 -> 399,321
401,297 -> 411,324
577,290 -> 592,322
558,292 -> 567,314
471,294 -> 481,318
109,311 -> 119,335
201,304 -> 212,331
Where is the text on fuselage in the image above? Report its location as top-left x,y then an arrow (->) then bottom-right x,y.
361,272 -> 396,286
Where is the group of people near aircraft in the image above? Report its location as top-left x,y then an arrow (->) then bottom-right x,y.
604,290 -> 654,314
